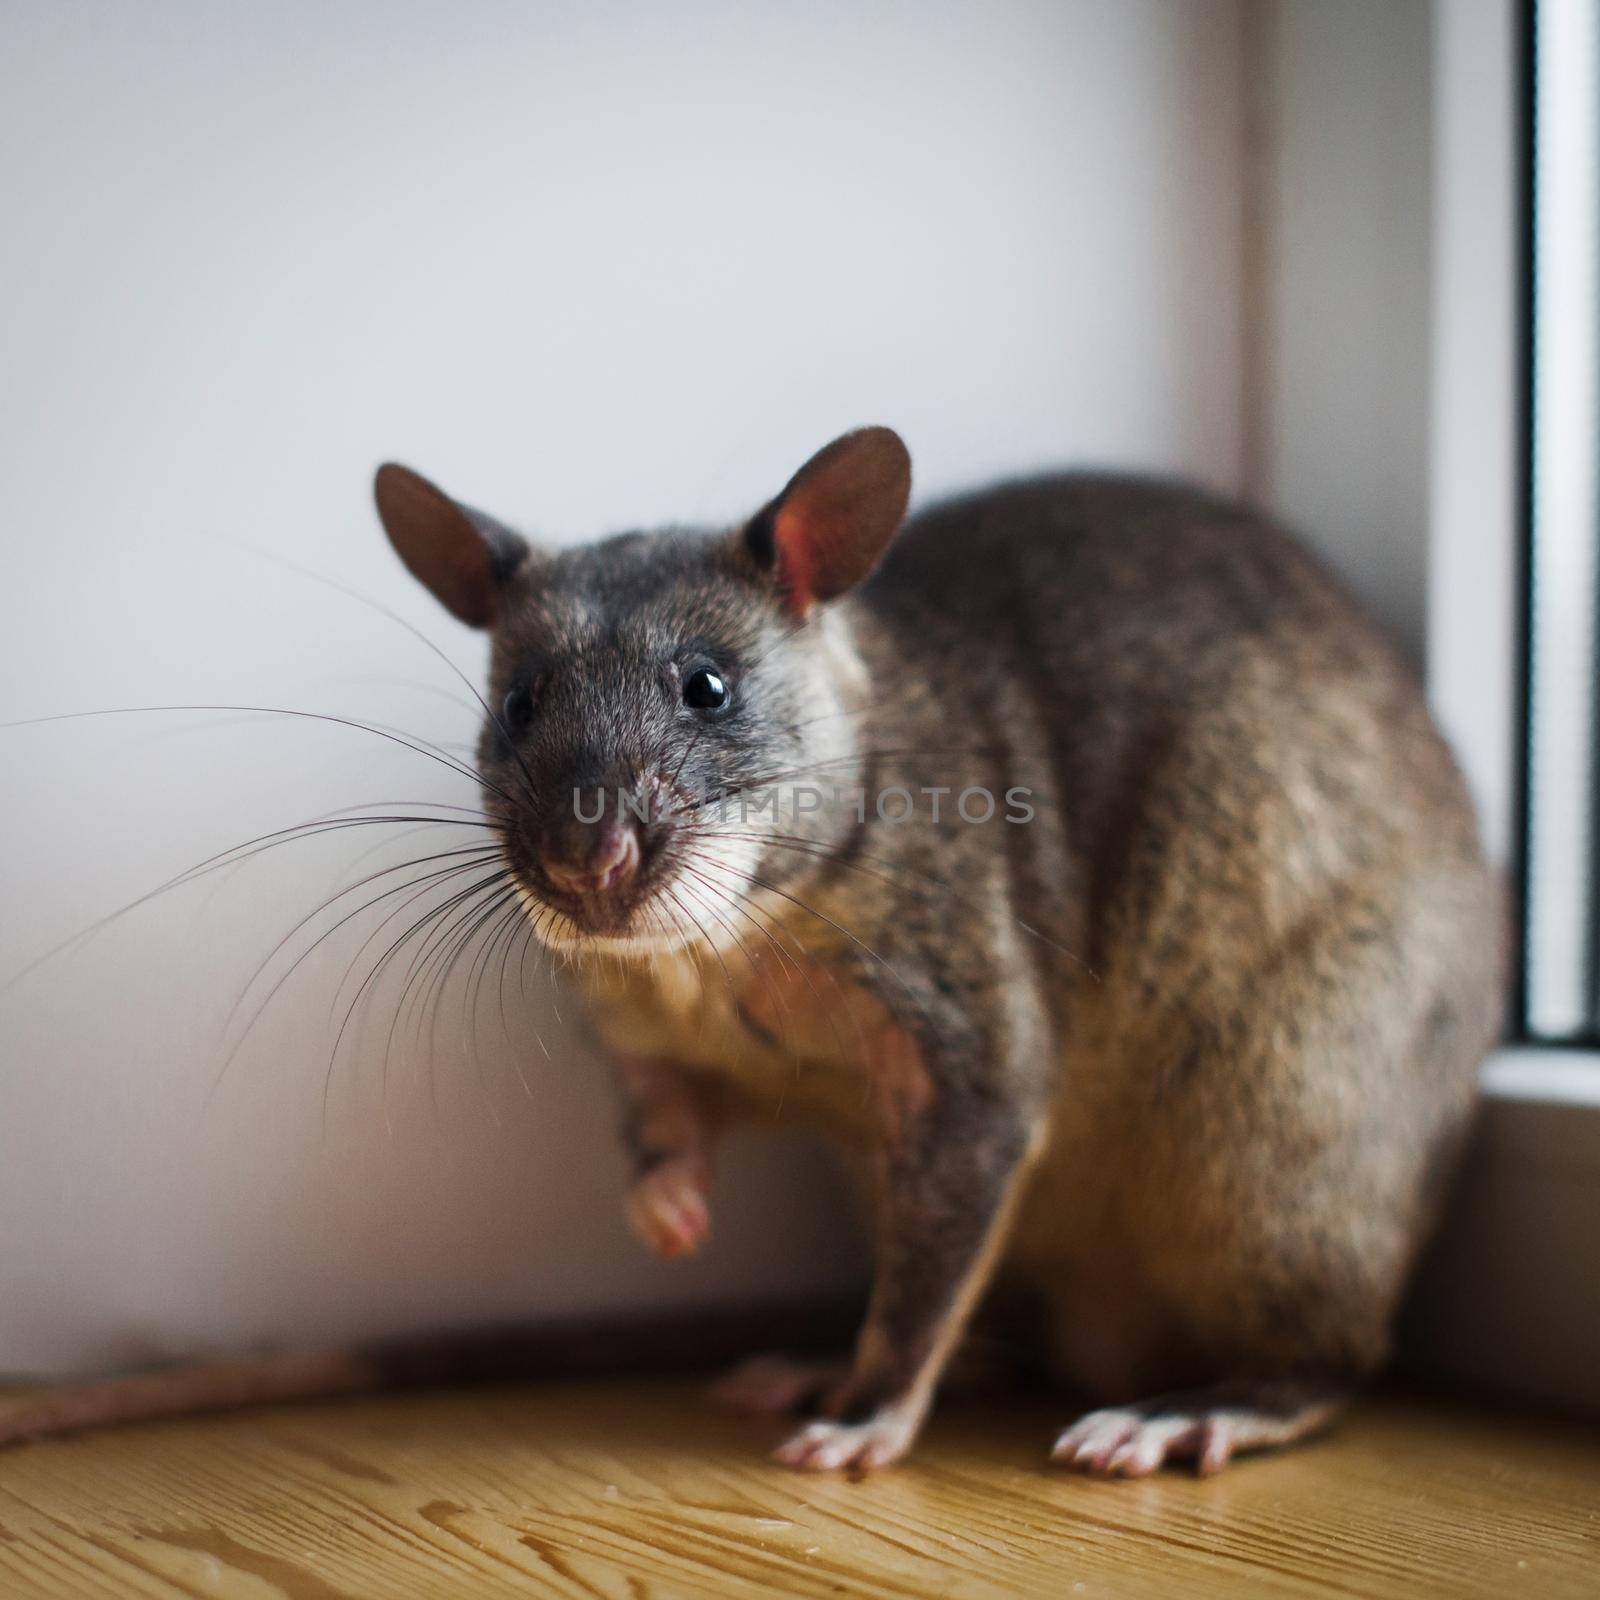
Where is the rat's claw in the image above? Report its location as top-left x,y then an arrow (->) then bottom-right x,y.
1059,1410 -> 1212,1478
1052,1385 -> 1338,1477
1051,1409 -> 1151,1474
626,1159 -> 709,1258
771,1397 -> 923,1473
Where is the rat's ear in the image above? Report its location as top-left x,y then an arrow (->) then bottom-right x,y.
373,463 -> 532,629
743,427 -> 911,615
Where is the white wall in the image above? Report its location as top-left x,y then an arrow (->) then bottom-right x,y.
1247,0 -> 1434,662
0,0 -> 1246,1373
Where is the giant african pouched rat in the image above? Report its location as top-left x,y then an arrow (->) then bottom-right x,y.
0,428 -> 1501,1474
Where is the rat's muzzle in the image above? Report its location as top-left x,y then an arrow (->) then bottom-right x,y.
528,779 -> 669,937
540,814 -> 640,899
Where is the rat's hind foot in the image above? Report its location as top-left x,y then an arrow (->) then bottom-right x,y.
709,1354 -> 849,1416
1051,1381 -> 1344,1478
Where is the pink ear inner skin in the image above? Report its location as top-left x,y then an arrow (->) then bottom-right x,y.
765,428 -> 911,617
772,500 -> 819,618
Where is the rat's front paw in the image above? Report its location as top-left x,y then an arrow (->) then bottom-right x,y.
770,1378 -> 928,1473
626,1158 -> 709,1258
771,1393 -> 925,1473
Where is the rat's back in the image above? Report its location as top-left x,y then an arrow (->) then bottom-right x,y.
862,471 -> 1491,945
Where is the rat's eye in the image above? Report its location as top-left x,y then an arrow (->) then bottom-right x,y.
682,665 -> 731,713
502,683 -> 534,730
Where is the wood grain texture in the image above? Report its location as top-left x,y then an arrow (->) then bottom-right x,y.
0,1381 -> 1593,1598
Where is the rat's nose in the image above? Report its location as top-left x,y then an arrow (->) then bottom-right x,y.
540,818 -> 641,897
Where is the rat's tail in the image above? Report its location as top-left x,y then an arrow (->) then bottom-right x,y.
0,1302 -> 862,1447
0,1348 -> 381,1445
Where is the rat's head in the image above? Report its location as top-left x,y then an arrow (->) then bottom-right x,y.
373,428 -> 911,954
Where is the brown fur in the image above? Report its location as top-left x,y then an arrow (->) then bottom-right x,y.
494,447 -> 1503,1472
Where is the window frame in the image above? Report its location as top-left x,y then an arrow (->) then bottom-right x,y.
1410,0 -> 1600,1414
